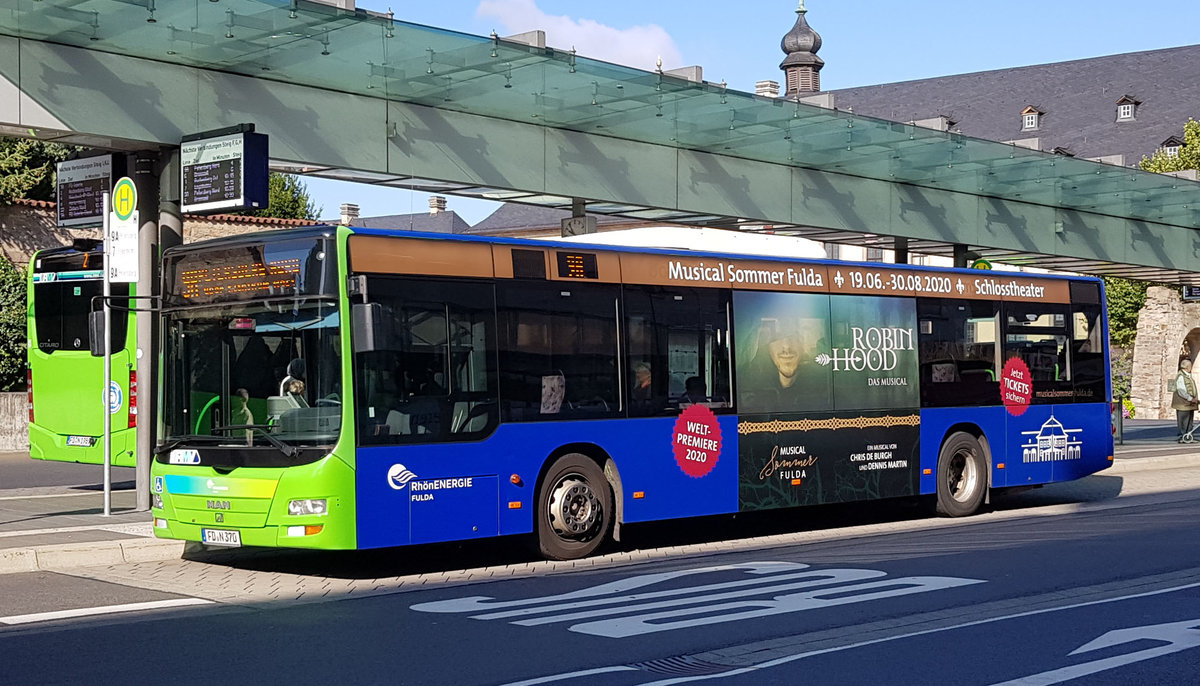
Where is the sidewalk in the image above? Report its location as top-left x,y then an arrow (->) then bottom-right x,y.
0,480 -> 185,575
1,419 -> 1197,575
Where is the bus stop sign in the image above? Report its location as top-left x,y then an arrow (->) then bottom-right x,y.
107,177 -> 139,283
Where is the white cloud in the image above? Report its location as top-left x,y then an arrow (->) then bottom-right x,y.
476,0 -> 683,71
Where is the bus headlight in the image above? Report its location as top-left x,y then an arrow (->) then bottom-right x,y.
152,493 -> 164,509
288,499 -> 327,516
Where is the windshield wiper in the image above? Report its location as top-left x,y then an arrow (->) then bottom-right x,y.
156,433 -> 241,454
209,424 -> 299,458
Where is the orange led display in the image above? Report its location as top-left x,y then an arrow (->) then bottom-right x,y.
180,258 -> 301,300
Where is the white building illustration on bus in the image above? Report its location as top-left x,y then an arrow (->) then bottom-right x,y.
1020,416 -> 1083,463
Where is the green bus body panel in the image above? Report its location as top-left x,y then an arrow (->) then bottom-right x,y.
151,452 -> 357,550
26,253 -> 139,467
152,227 -> 360,550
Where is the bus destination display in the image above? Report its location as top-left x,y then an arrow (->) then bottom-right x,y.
55,156 -> 112,228
179,256 -> 301,302
180,131 -> 268,214
556,252 -> 599,279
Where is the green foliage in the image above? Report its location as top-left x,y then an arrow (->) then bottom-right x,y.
1102,276 -> 1149,349
0,137 -> 74,203
1139,118 -> 1200,173
1110,348 -> 1134,401
0,258 -> 27,391
248,172 -> 320,220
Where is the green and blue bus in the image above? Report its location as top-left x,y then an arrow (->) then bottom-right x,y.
27,240 -> 138,466
151,225 -> 1113,559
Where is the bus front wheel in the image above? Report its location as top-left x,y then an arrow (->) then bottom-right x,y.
935,432 -> 987,517
536,454 -> 612,560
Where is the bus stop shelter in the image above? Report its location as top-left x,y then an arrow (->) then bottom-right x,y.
5,0 -> 1200,504
2,0 -> 1199,283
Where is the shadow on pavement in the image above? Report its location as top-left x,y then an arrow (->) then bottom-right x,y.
178,495 -> 954,580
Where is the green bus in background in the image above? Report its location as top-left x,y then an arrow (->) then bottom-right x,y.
27,240 -> 139,466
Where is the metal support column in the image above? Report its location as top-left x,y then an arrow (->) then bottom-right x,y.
894,237 -> 909,265
953,243 -> 969,269
132,152 -> 161,511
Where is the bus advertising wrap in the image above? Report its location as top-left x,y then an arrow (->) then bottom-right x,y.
733,291 -> 921,510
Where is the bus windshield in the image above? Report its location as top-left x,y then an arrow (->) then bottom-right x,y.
161,299 -> 342,453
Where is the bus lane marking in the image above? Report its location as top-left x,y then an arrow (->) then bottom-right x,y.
989,617 -> 1200,686
508,580 -> 1200,686
411,560 -> 984,638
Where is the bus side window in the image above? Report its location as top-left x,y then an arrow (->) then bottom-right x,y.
353,277 -> 498,444
1070,281 -> 1106,401
917,298 -> 1000,408
497,281 -> 621,422
623,285 -> 732,417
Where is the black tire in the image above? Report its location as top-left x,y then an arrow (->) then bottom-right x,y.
935,432 -> 987,517
536,454 -> 612,560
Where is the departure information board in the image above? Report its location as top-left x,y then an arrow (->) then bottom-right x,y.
55,155 -> 113,228
180,130 -> 268,214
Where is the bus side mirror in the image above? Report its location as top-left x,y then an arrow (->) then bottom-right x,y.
88,311 -> 105,357
351,303 -> 395,353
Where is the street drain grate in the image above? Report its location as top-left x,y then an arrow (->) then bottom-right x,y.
631,656 -> 732,676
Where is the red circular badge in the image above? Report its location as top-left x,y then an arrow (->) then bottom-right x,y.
1001,357 -> 1032,416
672,404 -> 721,478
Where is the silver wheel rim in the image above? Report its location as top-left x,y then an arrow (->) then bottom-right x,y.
548,474 -> 602,539
947,448 -> 980,503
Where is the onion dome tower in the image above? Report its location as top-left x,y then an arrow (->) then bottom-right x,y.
780,1 -> 824,97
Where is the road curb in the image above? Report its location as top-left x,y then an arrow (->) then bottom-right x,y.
0,538 -> 185,576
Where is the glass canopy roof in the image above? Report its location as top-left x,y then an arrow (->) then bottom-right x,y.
3,0 -> 1199,281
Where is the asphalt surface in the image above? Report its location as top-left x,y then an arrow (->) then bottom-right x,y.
0,418 -> 1191,577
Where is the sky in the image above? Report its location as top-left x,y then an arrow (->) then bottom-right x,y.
306,0 -> 1200,224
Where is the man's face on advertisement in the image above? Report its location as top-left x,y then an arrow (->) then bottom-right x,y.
768,334 -> 800,380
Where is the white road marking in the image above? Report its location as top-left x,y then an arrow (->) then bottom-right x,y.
412,561 -> 984,638
0,598 -> 212,625
500,580 -> 1200,685
991,618 -> 1200,686
0,522 -> 153,538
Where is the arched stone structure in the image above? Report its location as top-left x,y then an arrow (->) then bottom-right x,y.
1130,286 -> 1200,419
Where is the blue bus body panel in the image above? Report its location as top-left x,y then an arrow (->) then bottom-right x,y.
918,406 -> 1011,493
919,403 -> 1112,494
358,403 -> 1112,548
355,416 -> 740,549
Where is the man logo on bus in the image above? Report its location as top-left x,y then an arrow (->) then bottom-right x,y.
388,464 -> 418,490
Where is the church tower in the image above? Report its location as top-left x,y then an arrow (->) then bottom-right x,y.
780,1 -> 824,96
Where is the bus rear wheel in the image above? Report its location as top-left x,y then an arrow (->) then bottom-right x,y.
537,454 -> 612,560
936,432 -> 987,517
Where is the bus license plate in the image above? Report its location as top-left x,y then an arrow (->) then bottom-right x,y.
201,529 -> 241,547
66,435 -> 94,447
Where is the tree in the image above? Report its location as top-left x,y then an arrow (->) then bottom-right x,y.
1102,276 -> 1149,349
0,137 -> 73,203
1139,118 -> 1200,174
249,172 -> 320,220
0,257 -> 26,391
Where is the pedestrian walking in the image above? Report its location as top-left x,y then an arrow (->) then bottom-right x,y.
1171,359 -> 1198,442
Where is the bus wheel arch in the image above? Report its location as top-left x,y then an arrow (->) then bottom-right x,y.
534,445 -> 617,560
935,427 -> 989,517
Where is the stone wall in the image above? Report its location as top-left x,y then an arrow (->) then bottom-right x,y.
0,393 -> 28,450
1130,286 -> 1200,419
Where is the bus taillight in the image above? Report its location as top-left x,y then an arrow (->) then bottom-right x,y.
128,370 -> 138,429
27,368 -> 33,423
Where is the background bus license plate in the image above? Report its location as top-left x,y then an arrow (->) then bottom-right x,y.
202,529 -> 241,547
66,435 -> 94,447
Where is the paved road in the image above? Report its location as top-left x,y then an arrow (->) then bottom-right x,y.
0,451 -> 135,491
0,458 -> 1197,685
